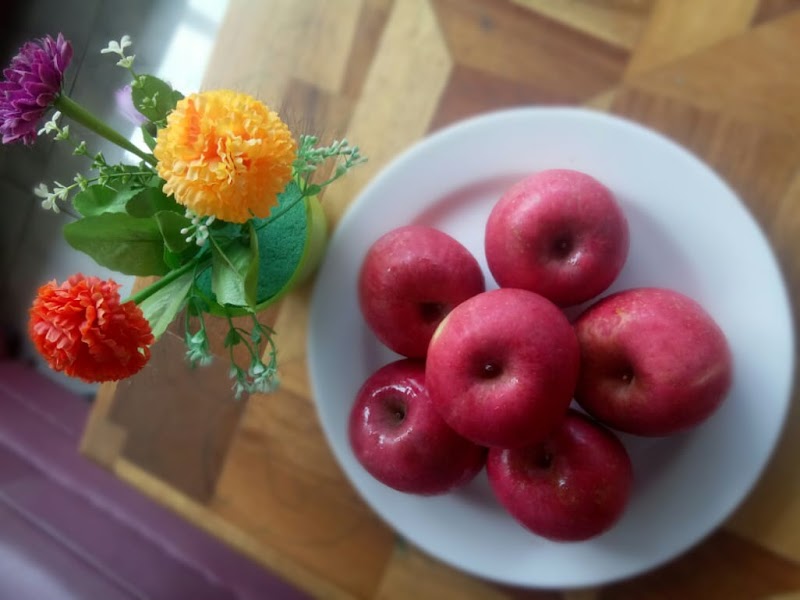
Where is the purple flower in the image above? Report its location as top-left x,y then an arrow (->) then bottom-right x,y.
114,84 -> 147,126
0,34 -> 72,144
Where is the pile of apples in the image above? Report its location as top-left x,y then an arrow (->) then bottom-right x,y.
350,169 -> 733,542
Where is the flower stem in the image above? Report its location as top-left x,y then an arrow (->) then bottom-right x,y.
55,94 -> 156,166
125,250 -> 208,305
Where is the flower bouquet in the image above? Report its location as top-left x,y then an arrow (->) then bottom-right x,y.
3,34 -> 364,396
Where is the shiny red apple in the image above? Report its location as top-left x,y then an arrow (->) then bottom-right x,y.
574,287 -> 733,436
487,409 -> 633,542
426,288 -> 580,448
358,225 -> 485,358
348,359 -> 487,495
485,169 -> 629,306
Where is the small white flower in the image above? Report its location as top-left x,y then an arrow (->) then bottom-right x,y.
34,183 -> 60,214
187,349 -> 212,368
250,372 -> 278,395
33,183 -> 50,199
185,341 -> 213,368
37,111 -> 62,136
188,330 -> 206,345
181,213 -> 216,247
117,55 -> 135,69
53,182 -> 70,201
73,173 -> 89,191
250,362 -> 267,376
101,35 -> 132,56
232,381 -> 247,400
55,124 -> 70,141
246,359 -> 278,395
40,197 -> 60,213
73,141 -> 88,156
141,92 -> 159,109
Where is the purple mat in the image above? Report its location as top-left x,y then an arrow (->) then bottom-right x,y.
0,361 -> 311,600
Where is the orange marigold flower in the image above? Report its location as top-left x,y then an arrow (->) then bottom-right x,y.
28,274 -> 154,383
154,89 -> 297,223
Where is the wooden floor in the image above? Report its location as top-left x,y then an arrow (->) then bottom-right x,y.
81,1 -> 800,598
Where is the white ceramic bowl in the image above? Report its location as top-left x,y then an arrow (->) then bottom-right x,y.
307,108 -> 794,588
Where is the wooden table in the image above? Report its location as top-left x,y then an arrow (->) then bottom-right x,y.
81,1 -> 800,598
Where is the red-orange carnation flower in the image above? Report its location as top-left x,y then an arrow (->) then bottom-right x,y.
28,274 -> 154,383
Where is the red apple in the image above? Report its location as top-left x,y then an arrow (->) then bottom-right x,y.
485,169 -> 629,307
359,225 -> 485,358
426,288 -> 579,448
348,359 -> 487,495
487,409 -> 633,542
574,287 -> 733,436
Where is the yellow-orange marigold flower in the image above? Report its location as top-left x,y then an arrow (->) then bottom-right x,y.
154,89 -> 297,223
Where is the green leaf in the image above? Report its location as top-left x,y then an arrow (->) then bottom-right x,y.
138,271 -> 194,339
155,210 -> 193,253
251,182 -> 307,300
63,213 -> 169,276
195,183 -> 308,310
141,123 -> 158,150
223,328 -> 241,348
207,221 -> 242,241
210,223 -> 259,308
187,295 -> 210,316
162,240 -> 201,270
244,222 -> 260,306
126,187 -> 182,218
131,75 -> 184,124
73,185 -> 139,217
163,247 -> 182,270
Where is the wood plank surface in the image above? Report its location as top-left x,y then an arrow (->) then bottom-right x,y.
81,1 -> 800,598
624,0 -> 758,76
511,0 -> 654,50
